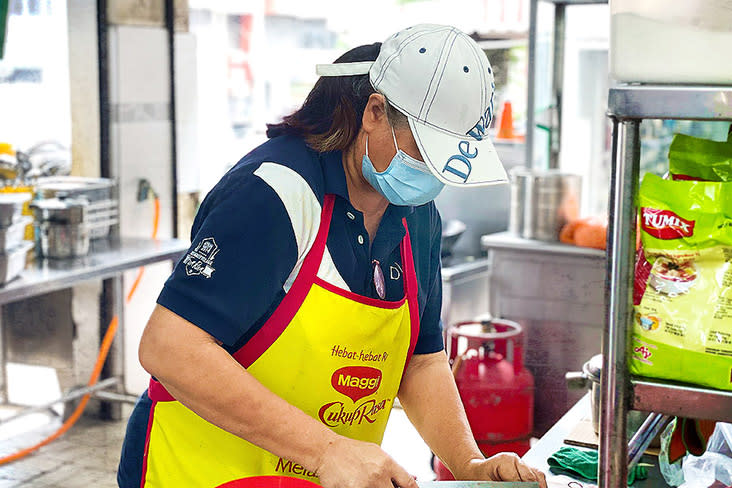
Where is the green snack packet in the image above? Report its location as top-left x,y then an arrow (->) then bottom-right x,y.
632,173 -> 732,391
668,132 -> 732,182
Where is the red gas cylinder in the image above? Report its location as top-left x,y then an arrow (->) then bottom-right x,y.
434,317 -> 534,480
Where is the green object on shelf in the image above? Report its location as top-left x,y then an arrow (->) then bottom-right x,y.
668,132 -> 732,181
547,447 -> 649,485
0,0 -> 7,59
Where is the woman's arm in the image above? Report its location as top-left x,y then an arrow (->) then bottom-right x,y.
397,351 -> 547,487
140,304 -> 418,488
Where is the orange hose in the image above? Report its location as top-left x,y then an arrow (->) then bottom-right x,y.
126,268 -> 145,303
0,196 -> 162,466
0,316 -> 119,465
126,198 -> 159,302
152,197 -> 160,241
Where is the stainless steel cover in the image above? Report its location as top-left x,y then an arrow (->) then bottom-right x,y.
31,196 -> 89,224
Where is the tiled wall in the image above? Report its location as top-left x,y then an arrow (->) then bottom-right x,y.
109,25 -> 175,394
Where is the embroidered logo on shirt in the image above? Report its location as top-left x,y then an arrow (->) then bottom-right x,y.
183,237 -> 219,278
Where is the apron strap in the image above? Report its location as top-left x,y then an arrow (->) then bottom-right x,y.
399,218 -> 421,370
232,194 -> 336,368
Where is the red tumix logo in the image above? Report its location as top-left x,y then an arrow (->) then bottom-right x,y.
331,366 -> 382,402
641,208 -> 695,240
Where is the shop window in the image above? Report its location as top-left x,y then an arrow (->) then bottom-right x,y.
0,0 -> 70,150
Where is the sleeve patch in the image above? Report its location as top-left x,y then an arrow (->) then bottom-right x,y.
183,237 -> 219,278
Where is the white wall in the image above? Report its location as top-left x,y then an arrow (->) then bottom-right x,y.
108,25 -> 175,394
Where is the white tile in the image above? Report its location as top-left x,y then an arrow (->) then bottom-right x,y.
112,120 -> 173,240
109,26 -> 169,104
123,261 -> 172,395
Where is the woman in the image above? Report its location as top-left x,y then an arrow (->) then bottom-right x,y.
118,24 -> 546,488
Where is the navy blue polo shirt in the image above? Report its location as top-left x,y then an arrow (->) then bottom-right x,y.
158,134 -> 444,353
118,134 -> 443,486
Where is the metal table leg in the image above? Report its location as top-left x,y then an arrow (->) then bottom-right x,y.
600,118 -> 640,488
0,308 -> 6,403
99,275 -> 124,420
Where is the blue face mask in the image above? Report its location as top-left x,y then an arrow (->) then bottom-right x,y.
361,127 -> 445,206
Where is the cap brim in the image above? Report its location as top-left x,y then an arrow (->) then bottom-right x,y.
409,117 -> 508,187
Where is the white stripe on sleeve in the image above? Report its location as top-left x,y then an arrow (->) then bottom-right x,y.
254,162 -> 350,292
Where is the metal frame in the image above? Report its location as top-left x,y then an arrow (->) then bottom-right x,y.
164,0 -> 179,239
525,0 -> 607,169
600,84 -> 732,488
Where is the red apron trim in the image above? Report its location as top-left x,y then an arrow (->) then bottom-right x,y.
400,219 -> 421,370
232,194 -> 335,368
313,277 -> 407,309
148,378 -> 176,402
139,399 -> 158,488
216,475 -> 322,488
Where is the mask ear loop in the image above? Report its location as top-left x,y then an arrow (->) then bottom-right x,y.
390,125 -> 400,153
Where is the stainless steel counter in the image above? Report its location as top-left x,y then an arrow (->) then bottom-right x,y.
480,232 -> 605,259
522,394 -> 670,487
0,237 -> 188,305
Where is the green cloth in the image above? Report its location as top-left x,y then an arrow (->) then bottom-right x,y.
547,447 -> 648,485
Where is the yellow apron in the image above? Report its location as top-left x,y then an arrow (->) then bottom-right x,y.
140,194 -> 421,488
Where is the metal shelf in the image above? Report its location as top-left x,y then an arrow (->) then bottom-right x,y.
609,84 -> 732,121
0,237 -> 188,306
631,378 -> 732,423
601,82 -> 732,487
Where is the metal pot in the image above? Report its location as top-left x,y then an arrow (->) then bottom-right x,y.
509,168 -> 581,241
566,354 -> 603,434
31,195 -> 91,259
35,176 -> 117,240
567,355 -> 650,438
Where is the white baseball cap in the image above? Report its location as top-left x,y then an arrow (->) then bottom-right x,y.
316,24 -> 507,187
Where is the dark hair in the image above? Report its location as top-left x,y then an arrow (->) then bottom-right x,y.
266,43 -> 407,153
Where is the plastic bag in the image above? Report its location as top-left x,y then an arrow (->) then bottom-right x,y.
680,423 -> 732,488
631,174 -> 732,390
660,418 -> 685,486
669,132 -> 732,182
707,423 -> 732,458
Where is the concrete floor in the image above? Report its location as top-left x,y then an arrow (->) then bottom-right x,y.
0,411 -> 124,488
0,404 -> 434,487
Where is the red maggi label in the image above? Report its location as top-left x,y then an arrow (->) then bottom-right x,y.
641,208 -> 695,239
331,366 -> 381,402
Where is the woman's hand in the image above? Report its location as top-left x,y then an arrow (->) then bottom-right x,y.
315,436 -> 418,488
458,453 -> 547,488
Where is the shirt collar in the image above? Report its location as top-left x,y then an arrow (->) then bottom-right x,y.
320,150 -> 349,200
319,149 -> 416,219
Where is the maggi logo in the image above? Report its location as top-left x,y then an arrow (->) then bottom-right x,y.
331,366 -> 381,402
